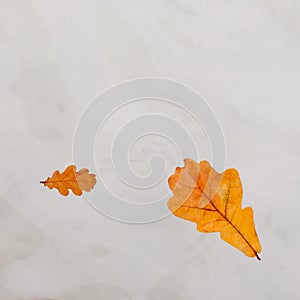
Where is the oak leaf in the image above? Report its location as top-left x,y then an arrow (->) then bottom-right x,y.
168,159 -> 262,259
40,165 -> 96,196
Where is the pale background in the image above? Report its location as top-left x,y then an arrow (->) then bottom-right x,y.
0,1 -> 299,299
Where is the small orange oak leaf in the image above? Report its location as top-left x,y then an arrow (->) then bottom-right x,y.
168,159 -> 262,260
40,165 -> 96,196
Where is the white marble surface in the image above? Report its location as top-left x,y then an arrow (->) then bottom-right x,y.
0,0 -> 299,299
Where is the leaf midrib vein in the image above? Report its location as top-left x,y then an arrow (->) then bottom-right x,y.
196,182 -> 261,260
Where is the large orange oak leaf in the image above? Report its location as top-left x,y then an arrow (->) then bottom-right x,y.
168,159 -> 262,260
40,165 -> 96,196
